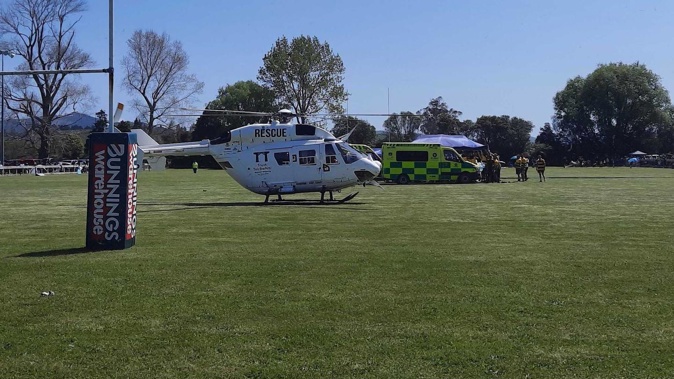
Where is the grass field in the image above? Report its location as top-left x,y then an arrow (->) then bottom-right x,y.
1,167 -> 674,378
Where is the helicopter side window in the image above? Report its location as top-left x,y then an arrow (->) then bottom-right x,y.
299,149 -> 316,165
274,152 -> 290,165
296,124 -> 316,136
325,144 -> 338,164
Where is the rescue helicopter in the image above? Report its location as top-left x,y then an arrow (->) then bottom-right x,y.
131,109 -> 382,204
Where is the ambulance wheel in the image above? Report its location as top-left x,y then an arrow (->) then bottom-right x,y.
457,173 -> 471,184
397,174 -> 410,185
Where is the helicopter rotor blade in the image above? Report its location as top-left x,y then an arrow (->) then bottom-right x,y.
113,103 -> 124,124
369,180 -> 384,190
168,108 -> 424,119
179,108 -> 275,117
337,125 -> 358,141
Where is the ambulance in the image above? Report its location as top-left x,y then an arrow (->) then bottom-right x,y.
381,142 -> 478,184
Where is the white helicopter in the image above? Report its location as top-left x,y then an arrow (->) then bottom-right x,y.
132,109 -> 382,203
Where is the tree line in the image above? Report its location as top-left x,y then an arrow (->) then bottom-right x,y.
1,0 -> 672,166
0,0 -> 204,161
190,43 -> 674,166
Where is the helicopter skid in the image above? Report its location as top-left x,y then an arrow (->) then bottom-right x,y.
263,191 -> 359,205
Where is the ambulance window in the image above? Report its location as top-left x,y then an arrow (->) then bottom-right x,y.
296,124 -> 316,136
325,144 -> 338,164
396,151 -> 428,162
274,152 -> 290,165
443,150 -> 459,162
299,149 -> 316,165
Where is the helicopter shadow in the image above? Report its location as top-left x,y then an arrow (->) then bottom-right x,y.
11,247 -> 95,258
137,200 -> 372,212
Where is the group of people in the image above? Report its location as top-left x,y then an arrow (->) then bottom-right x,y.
482,154 -> 502,183
515,154 -> 546,182
465,153 -> 547,183
465,154 -> 502,183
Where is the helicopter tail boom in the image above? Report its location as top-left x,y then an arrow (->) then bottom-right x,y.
131,129 -> 210,156
130,129 -> 211,171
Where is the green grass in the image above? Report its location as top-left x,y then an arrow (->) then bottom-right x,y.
1,167 -> 674,378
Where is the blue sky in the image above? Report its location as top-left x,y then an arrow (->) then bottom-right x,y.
10,0 -> 673,135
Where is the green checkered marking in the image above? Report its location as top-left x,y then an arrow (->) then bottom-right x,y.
383,154 -> 477,183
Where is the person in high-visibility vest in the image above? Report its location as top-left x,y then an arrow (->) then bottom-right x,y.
522,155 -> 529,182
192,161 -> 199,174
515,155 -> 525,181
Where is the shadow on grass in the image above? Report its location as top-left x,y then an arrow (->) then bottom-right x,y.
500,176 -> 672,180
12,247 -> 94,258
548,176 -> 672,179
137,201 -> 370,212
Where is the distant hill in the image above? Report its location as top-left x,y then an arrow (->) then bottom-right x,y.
53,112 -> 97,129
3,112 -> 97,133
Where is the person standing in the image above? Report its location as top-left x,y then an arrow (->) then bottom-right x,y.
522,155 -> 529,181
484,155 -> 493,183
536,154 -> 546,182
192,160 -> 199,174
515,154 -> 524,181
493,154 -> 501,183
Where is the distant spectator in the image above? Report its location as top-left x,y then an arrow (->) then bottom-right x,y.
536,154 -> 546,182
493,154 -> 501,183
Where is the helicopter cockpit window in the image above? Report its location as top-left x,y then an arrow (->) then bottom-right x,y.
296,124 -> 316,136
335,142 -> 364,164
325,144 -> 338,164
299,149 -> 316,165
274,152 -> 290,165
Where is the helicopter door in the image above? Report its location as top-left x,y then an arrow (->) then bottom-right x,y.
293,146 -> 322,184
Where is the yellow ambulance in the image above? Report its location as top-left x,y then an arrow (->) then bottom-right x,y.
381,143 -> 478,184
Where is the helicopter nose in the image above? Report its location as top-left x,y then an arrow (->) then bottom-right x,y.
354,160 -> 381,182
372,160 -> 382,175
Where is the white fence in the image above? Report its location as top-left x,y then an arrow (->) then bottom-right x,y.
0,164 -> 86,176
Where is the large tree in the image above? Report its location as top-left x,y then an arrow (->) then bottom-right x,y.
383,112 -> 421,142
552,76 -> 600,160
122,30 -> 204,134
417,97 -> 463,135
553,62 -> 670,159
534,122 -> 567,165
330,116 -> 376,146
52,132 -> 84,159
653,106 -> 674,154
258,35 -> 347,123
0,0 -> 94,159
191,81 -> 276,141
473,115 -> 534,159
